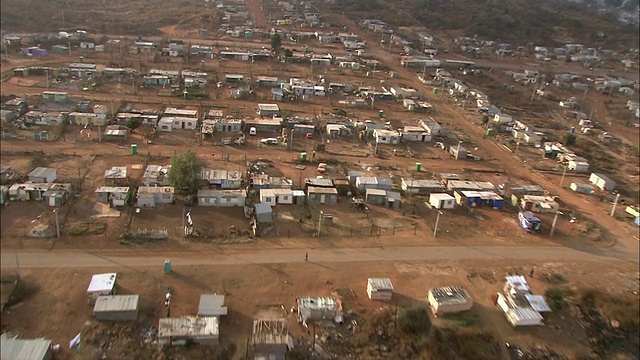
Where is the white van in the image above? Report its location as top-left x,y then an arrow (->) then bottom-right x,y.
249,127 -> 257,136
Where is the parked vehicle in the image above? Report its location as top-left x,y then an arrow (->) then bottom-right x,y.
260,138 -> 278,145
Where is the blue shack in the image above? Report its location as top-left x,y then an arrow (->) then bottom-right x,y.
454,191 -> 503,209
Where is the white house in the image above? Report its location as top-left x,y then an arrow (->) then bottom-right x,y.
494,113 -> 513,124
418,119 -> 442,136
157,117 -> 174,132
403,99 -> 416,111
589,173 -> 616,191
257,104 -> 280,117
259,188 -> 294,205
401,126 -> 431,142
197,189 -> 246,207
429,193 -> 455,209
373,129 -> 401,145
136,186 -> 175,207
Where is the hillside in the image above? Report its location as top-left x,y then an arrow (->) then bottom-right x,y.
333,0 -> 639,48
0,0 -> 220,36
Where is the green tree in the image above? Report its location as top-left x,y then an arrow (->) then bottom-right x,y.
283,48 -> 293,57
271,33 -> 282,56
126,118 -> 141,130
398,307 -> 431,336
168,150 -> 202,193
481,115 -> 489,124
564,133 -> 577,145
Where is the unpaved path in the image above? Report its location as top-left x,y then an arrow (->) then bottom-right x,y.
3,244 -> 638,269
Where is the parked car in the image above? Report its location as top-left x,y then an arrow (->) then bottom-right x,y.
306,132 -> 313,139
249,127 -> 257,136
317,162 -> 327,173
260,138 -> 278,145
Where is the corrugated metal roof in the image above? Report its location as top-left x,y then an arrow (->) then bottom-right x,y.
428,286 -> 472,306
198,294 -> 228,316
158,316 -> 218,338
1,333 -> 51,360
367,278 -> 393,291
28,167 -> 55,179
94,295 -> 139,312
297,297 -> 339,311
525,294 -> 552,313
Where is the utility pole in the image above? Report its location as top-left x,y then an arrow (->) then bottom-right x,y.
54,209 -> 60,238
290,127 -> 294,150
433,211 -> 443,237
610,193 -> 620,217
550,211 -> 563,237
455,141 -> 462,160
317,210 -> 324,237
182,208 -> 186,240
560,165 -> 567,187
514,141 -> 521,156
14,251 -> 21,279
62,10 -> 65,29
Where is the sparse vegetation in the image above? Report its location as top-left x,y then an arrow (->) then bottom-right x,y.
398,306 -> 431,336
564,133 -> 577,146
545,288 -> 567,311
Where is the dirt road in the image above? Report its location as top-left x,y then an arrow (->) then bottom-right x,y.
3,244 -> 638,269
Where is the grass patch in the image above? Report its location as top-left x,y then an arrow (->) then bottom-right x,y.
545,288 -> 567,311
443,311 -> 480,327
398,306 -> 432,336
67,221 -> 106,236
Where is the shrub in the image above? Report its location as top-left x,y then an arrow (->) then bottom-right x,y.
564,133 -> 577,145
398,306 -> 431,335
545,288 -> 567,311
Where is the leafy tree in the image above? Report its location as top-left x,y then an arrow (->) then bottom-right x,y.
168,150 -> 201,193
271,33 -> 282,56
398,307 -> 431,336
283,48 -> 293,57
564,133 -> 577,146
126,118 -> 141,130
481,115 -> 489,124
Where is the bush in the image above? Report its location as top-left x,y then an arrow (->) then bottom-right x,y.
545,288 -> 567,311
564,133 -> 577,145
398,306 -> 431,335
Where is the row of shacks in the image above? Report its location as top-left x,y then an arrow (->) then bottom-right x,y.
85,272 -> 229,346
0,272 -> 551,360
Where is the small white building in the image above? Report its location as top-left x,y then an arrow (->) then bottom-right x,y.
373,129 -> 401,145
93,295 -> 140,321
589,172 -> 616,191
87,273 -> 117,304
367,278 -> 393,301
403,99 -> 416,111
257,104 -> 280,117
427,286 -> 473,316
429,193 -> 455,209
28,167 -> 57,183
494,113 -> 513,124
136,186 -> 175,207
569,182 -> 595,194
401,126 -> 431,142
259,188 -> 294,205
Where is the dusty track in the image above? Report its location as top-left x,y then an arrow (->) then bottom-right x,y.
3,244 -> 638,269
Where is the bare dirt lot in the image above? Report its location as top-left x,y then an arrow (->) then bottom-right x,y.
1,259 -> 638,360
